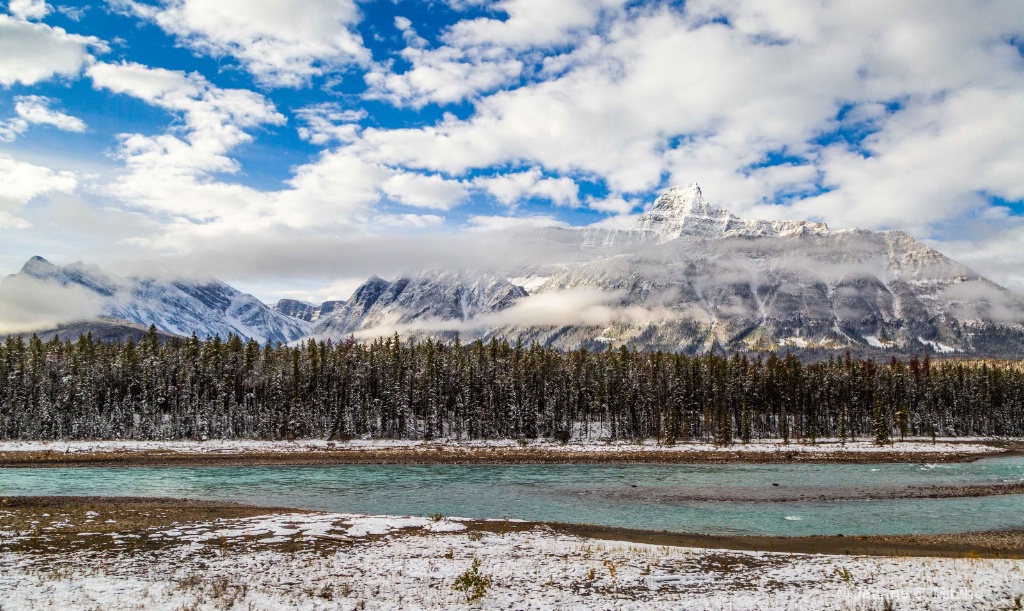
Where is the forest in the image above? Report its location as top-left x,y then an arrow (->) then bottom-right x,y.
1,328 -> 1022,443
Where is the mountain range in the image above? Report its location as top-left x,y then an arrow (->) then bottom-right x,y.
7,256 -> 309,345
6,184 -> 1024,357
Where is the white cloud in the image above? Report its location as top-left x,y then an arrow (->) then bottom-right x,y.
87,61 -> 287,222
14,96 -> 85,132
352,286 -> 679,339
364,45 -> 523,108
55,4 -> 87,21
380,172 -> 469,210
0,154 -> 77,228
444,0 -> 628,49
0,15 -> 107,86
112,0 -> 368,87
375,213 -> 446,229
265,277 -> 365,304
294,102 -> 365,145
0,117 -> 26,142
8,0 -> 50,20
365,0 -> 628,108
0,95 -> 87,142
466,214 -> 567,232
585,193 -> 635,215
942,224 -> 1024,294
473,168 -> 578,207
0,274 -> 105,334
347,0 -> 1024,236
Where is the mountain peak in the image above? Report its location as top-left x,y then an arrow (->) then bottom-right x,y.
633,185 -> 738,238
632,185 -> 833,241
647,184 -> 737,219
20,256 -> 59,278
651,184 -> 718,215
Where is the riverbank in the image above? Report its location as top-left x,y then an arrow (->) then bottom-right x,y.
0,437 -> 1012,467
1,497 -> 1022,609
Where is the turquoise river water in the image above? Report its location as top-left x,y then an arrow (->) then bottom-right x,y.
3,457 -> 1024,536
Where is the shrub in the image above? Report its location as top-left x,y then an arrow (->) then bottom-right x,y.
453,557 -> 491,602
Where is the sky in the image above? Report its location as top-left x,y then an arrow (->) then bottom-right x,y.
1,0 -> 1023,304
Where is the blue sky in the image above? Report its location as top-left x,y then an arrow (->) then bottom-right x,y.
1,0 -> 1024,303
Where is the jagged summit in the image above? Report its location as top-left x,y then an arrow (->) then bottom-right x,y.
633,185 -> 830,240
649,184 -> 724,216
20,255 -> 58,277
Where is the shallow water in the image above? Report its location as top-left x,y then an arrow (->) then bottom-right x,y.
3,457 -> 1024,536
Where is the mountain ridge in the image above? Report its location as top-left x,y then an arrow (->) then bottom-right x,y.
292,185 -> 1024,357
6,185 -> 1024,357
7,258 -> 310,344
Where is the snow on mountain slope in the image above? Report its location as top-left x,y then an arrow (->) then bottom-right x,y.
306,185 -> 1024,357
309,273 -> 527,340
632,184 -> 831,241
273,298 -> 345,323
10,257 -> 310,344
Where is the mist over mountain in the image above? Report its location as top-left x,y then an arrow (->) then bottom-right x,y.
3,257 -> 309,344
5,186 -> 1023,357
296,185 -> 1024,357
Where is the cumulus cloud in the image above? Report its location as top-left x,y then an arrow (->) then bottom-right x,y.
784,87 -> 1024,233
294,102 -> 365,145
0,274 -> 105,334
0,95 -> 87,141
348,0 -> 1024,231
473,168 -> 578,207
87,60 -> 286,222
0,15 -> 107,86
8,0 -> 50,20
444,0 -> 628,49
584,193 -> 636,215
364,0 -> 628,107
13,95 -> 86,131
111,0 -> 368,87
365,45 -> 522,108
380,172 -> 469,210
0,154 -> 77,228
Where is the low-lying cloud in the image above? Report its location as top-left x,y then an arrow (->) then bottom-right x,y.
0,275 -> 105,334
350,286 -> 682,340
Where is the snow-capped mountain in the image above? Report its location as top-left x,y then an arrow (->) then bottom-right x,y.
294,185 -> 1024,357
11,257 -> 310,344
632,184 -> 830,241
308,274 -> 527,341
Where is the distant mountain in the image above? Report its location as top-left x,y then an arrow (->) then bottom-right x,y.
305,274 -> 527,342
294,184 -> 1024,357
8,317 -> 180,344
273,298 -> 345,323
8,257 -> 310,344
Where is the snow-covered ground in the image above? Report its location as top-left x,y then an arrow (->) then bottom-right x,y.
0,511 -> 1021,610
0,437 -> 1003,456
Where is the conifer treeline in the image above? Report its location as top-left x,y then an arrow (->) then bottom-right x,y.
1,328 -> 1022,442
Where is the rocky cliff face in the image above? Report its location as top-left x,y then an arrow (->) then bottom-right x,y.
293,185 -> 1024,357
273,299 -> 345,323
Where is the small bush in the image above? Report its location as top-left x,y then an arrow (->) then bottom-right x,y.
429,513 -> 444,522
453,557 -> 491,602
834,566 -> 853,582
